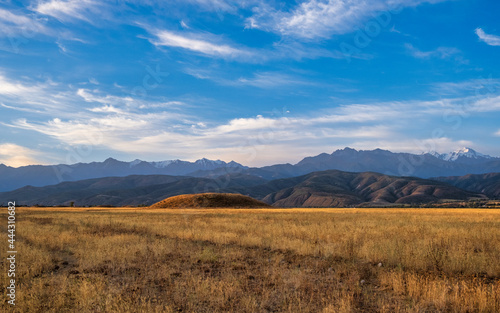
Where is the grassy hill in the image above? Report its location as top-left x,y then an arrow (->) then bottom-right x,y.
149,193 -> 271,209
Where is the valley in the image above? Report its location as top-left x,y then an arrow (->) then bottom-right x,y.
1,207 -> 498,312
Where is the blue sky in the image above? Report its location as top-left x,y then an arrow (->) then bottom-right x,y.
0,0 -> 499,167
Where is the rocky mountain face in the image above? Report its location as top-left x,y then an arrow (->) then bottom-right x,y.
251,170 -> 486,207
433,172 -> 500,199
431,148 -> 492,162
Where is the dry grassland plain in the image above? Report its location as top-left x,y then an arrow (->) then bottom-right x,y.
1,207 -> 499,312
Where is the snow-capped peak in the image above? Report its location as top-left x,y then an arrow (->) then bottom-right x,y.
152,160 -> 177,168
433,147 -> 492,161
428,151 -> 442,158
195,158 -> 225,165
129,159 -> 143,167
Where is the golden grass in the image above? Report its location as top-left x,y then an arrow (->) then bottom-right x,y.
1,207 -> 499,312
149,193 -> 271,209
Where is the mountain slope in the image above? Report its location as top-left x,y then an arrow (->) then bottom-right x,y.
250,170 -> 486,207
433,173 -> 500,199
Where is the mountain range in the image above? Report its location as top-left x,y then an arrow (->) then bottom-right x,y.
0,147 -> 499,194
0,169 -> 492,208
0,157 -> 246,192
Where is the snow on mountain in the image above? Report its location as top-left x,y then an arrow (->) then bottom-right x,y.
432,148 -> 493,162
151,160 -> 177,168
128,158 -> 241,169
195,158 -> 225,166
129,159 -> 143,167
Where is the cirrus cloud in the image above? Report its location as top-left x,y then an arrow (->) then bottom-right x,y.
247,0 -> 450,40
475,28 -> 500,46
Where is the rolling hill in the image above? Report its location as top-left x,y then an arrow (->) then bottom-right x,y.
150,193 -> 270,209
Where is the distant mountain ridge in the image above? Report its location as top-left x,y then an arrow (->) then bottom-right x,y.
0,147 -> 499,192
239,147 -> 500,180
0,157 -> 246,192
0,170 -> 487,207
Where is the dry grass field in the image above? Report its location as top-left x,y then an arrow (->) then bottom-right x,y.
1,207 -> 499,312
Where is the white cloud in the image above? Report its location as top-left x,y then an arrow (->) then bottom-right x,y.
0,143 -> 45,167
3,73 -> 500,166
3,98 -> 418,165
0,73 -> 81,113
495,130 -> 500,137
0,73 -> 190,127
405,43 -> 467,63
247,0 -> 449,40
0,8 -> 51,37
33,0 -> 102,23
236,72 -> 311,88
475,28 -> 500,46
89,78 -> 99,85
77,88 -> 134,105
470,95 -> 500,112
0,73 -> 34,95
145,27 -> 351,62
432,78 -> 500,95
150,29 -> 250,58
271,41 -> 351,60
180,20 -> 190,29
183,0 -> 238,12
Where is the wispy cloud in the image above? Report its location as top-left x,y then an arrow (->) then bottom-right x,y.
184,68 -> 331,89
495,129 -> 500,137
470,95 -> 500,112
247,0 -> 450,40
431,78 -> 500,96
236,72 -> 311,88
0,72 -> 189,121
247,0 -> 383,39
182,0 -> 239,12
148,28 -> 252,59
0,73 -> 36,95
0,73 -> 79,113
3,72 -> 500,166
405,43 -> 467,63
475,28 -> 500,46
1,92 -> 472,165
0,8 -> 51,37
33,0 -> 102,24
